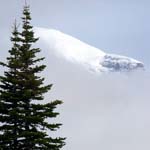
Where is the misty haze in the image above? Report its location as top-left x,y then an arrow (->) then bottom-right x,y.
0,0 -> 150,150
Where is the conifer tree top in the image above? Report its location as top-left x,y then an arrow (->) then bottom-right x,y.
0,4 -> 65,149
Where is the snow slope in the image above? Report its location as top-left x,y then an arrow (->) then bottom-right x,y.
35,27 -> 144,73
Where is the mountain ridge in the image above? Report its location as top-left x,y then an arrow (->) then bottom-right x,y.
35,27 -> 144,73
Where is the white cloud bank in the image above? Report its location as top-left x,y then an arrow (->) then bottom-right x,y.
1,27 -> 149,150
34,34 -> 150,150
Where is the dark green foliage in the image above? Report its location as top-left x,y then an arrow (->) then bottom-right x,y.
0,5 -> 65,150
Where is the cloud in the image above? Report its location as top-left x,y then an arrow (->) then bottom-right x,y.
37,38 -> 150,150
1,30 -> 149,150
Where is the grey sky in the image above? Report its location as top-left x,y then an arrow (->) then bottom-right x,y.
0,0 -> 150,68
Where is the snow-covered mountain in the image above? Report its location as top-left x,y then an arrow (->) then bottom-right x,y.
35,27 -> 144,73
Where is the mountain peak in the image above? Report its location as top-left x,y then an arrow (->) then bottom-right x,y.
35,27 -> 144,73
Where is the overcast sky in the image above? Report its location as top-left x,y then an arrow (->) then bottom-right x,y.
0,0 -> 150,69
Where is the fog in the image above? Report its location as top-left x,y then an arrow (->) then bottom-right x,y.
0,36 -> 149,150
35,40 -> 150,150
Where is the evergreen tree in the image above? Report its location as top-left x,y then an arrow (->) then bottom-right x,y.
0,5 -> 65,150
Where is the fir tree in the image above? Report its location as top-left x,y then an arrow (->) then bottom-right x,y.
0,5 -> 65,150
